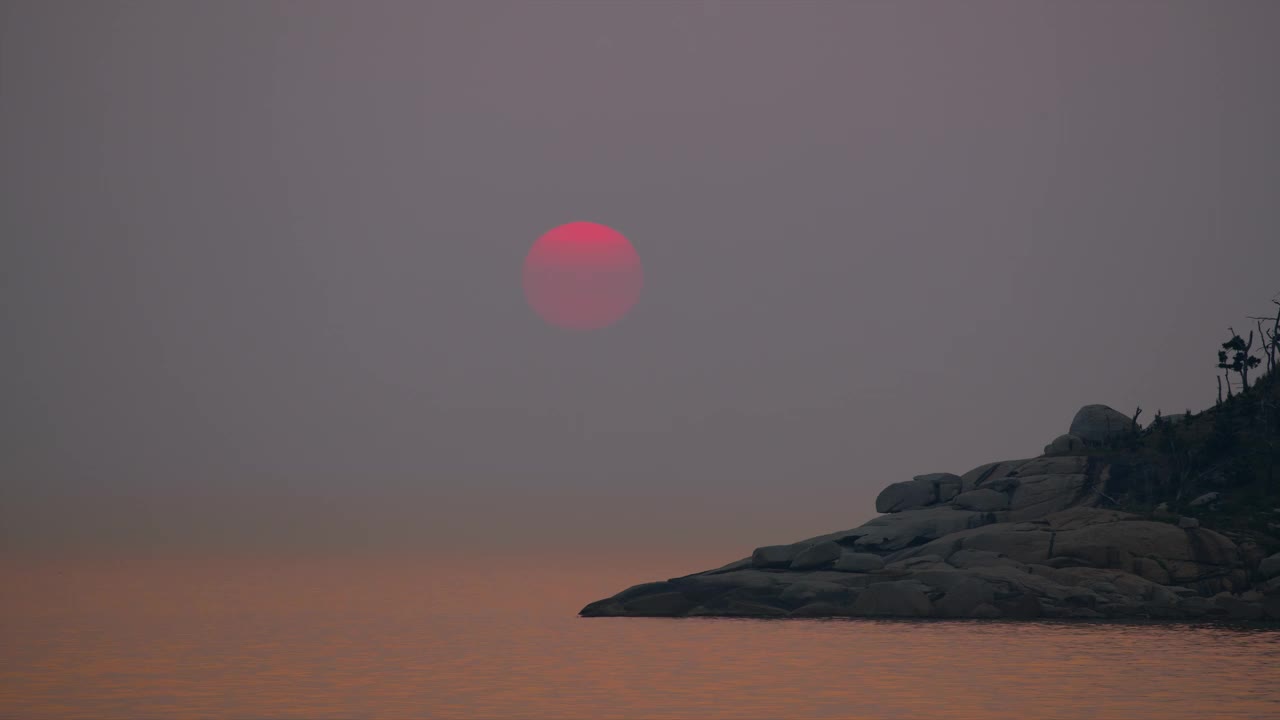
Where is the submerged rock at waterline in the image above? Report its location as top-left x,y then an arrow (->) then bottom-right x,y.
581,403 -> 1279,622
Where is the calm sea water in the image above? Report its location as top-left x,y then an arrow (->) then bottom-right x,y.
4,555 -> 1279,719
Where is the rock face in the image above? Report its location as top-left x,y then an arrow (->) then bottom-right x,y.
918,473 -> 963,503
581,404 -> 1271,622
1004,456 -> 1096,522
933,577 -> 996,617
1069,404 -> 1133,445
789,541 -> 842,570
832,552 -> 884,572
853,581 -> 932,617
959,459 -> 1031,493
952,488 -> 1009,512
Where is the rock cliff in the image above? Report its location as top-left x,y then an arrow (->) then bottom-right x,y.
581,402 -> 1280,622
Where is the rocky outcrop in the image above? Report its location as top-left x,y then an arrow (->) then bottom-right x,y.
1069,404 -> 1134,445
581,404 -> 1275,622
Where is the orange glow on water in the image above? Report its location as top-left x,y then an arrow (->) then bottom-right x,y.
3,554 -> 1278,719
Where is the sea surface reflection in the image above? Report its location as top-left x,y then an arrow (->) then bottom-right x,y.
4,556 -> 1278,719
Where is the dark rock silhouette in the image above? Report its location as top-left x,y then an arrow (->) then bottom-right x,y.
582,397 -> 1280,621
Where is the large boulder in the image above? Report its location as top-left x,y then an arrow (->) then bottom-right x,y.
1052,519 -> 1238,582
852,506 -> 994,552
1044,434 -> 1086,456
1068,404 -> 1133,445
1127,557 -> 1168,584
875,478 -> 936,513
1213,594 -> 1264,621
751,545 -> 797,568
1005,455 -> 1096,522
916,473 -> 963,503
789,541 -> 842,570
875,473 -> 963,513
890,520 -> 1056,566
970,565 -> 1101,608
891,510 -> 1134,567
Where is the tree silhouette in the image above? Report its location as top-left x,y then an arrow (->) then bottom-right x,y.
1218,328 -> 1261,391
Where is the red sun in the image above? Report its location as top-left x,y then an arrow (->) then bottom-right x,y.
522,221 -> 644,331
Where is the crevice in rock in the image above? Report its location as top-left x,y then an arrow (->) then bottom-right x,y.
974,464 -> 1001,487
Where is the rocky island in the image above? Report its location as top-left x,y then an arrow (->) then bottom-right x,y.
582,353 -> 1280,622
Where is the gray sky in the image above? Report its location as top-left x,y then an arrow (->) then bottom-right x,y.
3,1 -> 1278,563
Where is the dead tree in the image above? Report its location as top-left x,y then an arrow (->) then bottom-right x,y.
1247,299 -> 1280,375
1273,300 -> 1280,371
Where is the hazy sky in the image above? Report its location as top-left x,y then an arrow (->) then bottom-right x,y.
3,1 -> 1278,563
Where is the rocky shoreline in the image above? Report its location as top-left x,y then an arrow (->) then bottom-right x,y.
581,405 -> 1280,622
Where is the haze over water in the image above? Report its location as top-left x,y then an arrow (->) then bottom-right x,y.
5,3 -> 1280,718
4,554 -> 1278,719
